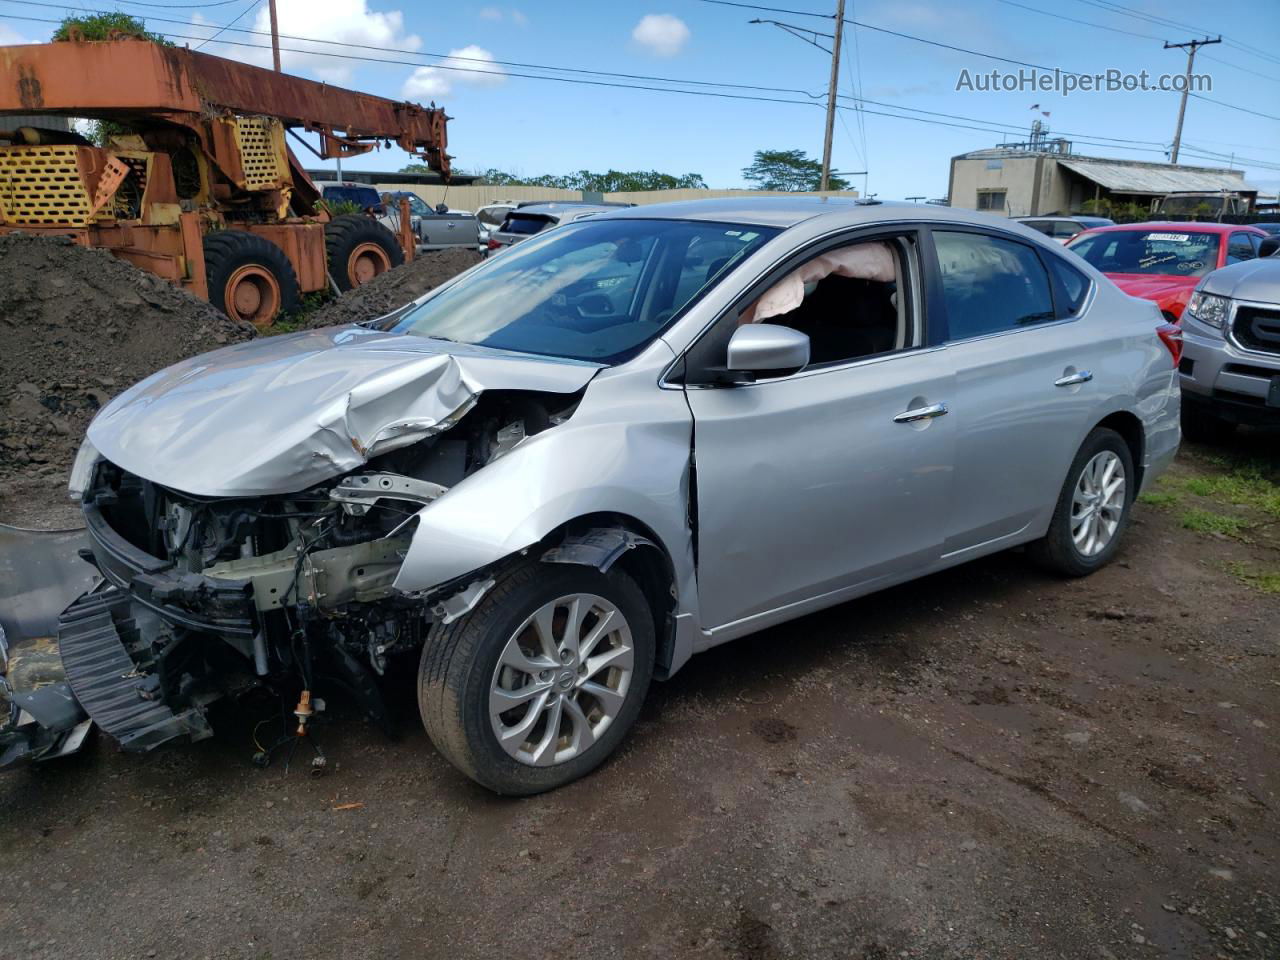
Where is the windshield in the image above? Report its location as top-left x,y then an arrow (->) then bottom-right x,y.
392,218 -> 778,363
1068,229 -> 1221,278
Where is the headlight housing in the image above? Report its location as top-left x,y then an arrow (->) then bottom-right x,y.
67,438 -> 100,503
1186,291 -> 1231,330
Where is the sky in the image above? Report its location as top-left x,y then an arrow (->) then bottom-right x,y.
1,0 -> 1277,200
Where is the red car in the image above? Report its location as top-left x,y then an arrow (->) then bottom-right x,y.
1066,222 -> 1269,321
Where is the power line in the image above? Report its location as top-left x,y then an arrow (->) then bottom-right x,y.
692,0 -> 1280,120
4,0 -> 830,100
999,0 -> 1280,84
193,0 -> 259,51
1065,0 -> 1280,67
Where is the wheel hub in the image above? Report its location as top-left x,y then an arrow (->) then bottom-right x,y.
489,593 -> 634,767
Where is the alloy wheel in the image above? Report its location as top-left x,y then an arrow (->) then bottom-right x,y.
489,593 -> 634,767
1070,450 -> 1126,557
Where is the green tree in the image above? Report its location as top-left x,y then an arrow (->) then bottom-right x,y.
741,149 -> 848,191
402,165 -> 709,192
52,12 -> 171,44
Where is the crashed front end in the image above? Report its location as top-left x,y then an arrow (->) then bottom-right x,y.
3,328 -> 600,766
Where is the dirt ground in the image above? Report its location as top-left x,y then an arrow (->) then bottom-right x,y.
1,435 -> 1277,960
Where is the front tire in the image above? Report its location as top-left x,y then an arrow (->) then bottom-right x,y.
418,560 -> 655,795
325,214 -> 404,291
203,230 -> 299,327
1028,427 -> 1134,577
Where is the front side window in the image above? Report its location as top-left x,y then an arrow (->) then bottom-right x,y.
1067,229 -> 1221,277
393,218 -> 777,363
738,238 -> 915,366
934,231 -> 1055,340
1227,232 -> 1258,264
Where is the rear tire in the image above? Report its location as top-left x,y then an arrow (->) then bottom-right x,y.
1180,400 -> 1235,444
1028,427 -> 1134,577
203,230 -> 299,327
418,560 -> 655,795
325,214 -> 404,291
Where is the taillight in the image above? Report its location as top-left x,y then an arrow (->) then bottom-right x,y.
487,236 -> 500,250
1156,322 -> 1183,367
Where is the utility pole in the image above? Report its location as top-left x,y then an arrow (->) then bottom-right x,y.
1164,36 -> 1219,164
819,0 -> 846,192
268,0 -> 282,72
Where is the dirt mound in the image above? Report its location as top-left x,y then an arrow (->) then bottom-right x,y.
303,248 -> 482,328
0,233 -> 256,528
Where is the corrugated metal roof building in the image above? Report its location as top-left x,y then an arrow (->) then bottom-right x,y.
948,147 -> 1256,217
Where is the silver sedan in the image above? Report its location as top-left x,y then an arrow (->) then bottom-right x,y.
60,198 -> 1181,792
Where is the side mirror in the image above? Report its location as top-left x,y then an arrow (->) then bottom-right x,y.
1260,236 -> 1280,258
726,324 -> 810,378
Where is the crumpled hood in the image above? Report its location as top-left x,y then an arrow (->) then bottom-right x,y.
1199,257 -> 1280,302
87,326 -> 600,496
1106,272 -> 1198,316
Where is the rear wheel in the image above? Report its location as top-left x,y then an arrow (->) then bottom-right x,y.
418,560 -> 655,795
325,214 -> 404,291
1028,427 -> 1134,577
203,231 -> 299,327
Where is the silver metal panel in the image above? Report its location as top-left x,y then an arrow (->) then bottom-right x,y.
685,348 -> 956,629
87,327 -> 600,497
392,345 -> 698,616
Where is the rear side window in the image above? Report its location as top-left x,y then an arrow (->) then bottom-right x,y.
1045,254 -> 1090,316
933,231 -> 1056,340
502,213 -> 555,235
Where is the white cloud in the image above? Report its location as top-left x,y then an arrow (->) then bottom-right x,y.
402,45 -> 506,101
192,0 -> 420,86
478,7 -> 527,25
0,24 -> 32,44
632,14 -> 690,58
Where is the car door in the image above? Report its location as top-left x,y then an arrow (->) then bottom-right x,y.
682,230 -> 956,631
927,227 -> 1095,556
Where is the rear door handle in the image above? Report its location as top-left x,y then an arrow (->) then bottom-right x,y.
893,402 -> 949,423
1054,370 -> 1093,387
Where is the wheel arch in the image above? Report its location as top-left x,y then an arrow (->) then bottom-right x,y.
535,513 -> 681,678
1092,409 -> 1146,491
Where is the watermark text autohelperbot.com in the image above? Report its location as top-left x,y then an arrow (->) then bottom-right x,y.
956,68 -> 1212,97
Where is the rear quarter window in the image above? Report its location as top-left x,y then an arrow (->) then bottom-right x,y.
1044,254 -> 1090,316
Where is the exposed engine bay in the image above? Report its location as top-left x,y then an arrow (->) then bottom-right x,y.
5,389 -> 583,771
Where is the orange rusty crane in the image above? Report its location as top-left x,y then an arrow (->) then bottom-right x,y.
0,38 -> 451,325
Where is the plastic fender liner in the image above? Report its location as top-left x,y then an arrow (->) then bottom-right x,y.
541,527 -> 655,573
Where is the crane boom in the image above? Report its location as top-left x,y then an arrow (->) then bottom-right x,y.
0,39 -> 449,174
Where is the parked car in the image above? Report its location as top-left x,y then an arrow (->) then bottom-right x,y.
1251,222 -> 1280,240
1067,222 -> 1270,321
380,191 -> 482,253
1179,255 -> 1280,439
486,201 -> 633,254
476,201 -> 518,252
314,180 -> 384,214
31,198 -> 1180,793
1015,215 -> 1113,243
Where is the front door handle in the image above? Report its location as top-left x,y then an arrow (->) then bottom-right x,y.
893,402 -> 949,423
1054,370 -> 1093,387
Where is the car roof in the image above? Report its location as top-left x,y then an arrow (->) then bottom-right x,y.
507,202 -> 626,217
1078,221 -> 1262,235
592,196 -> 1091,237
